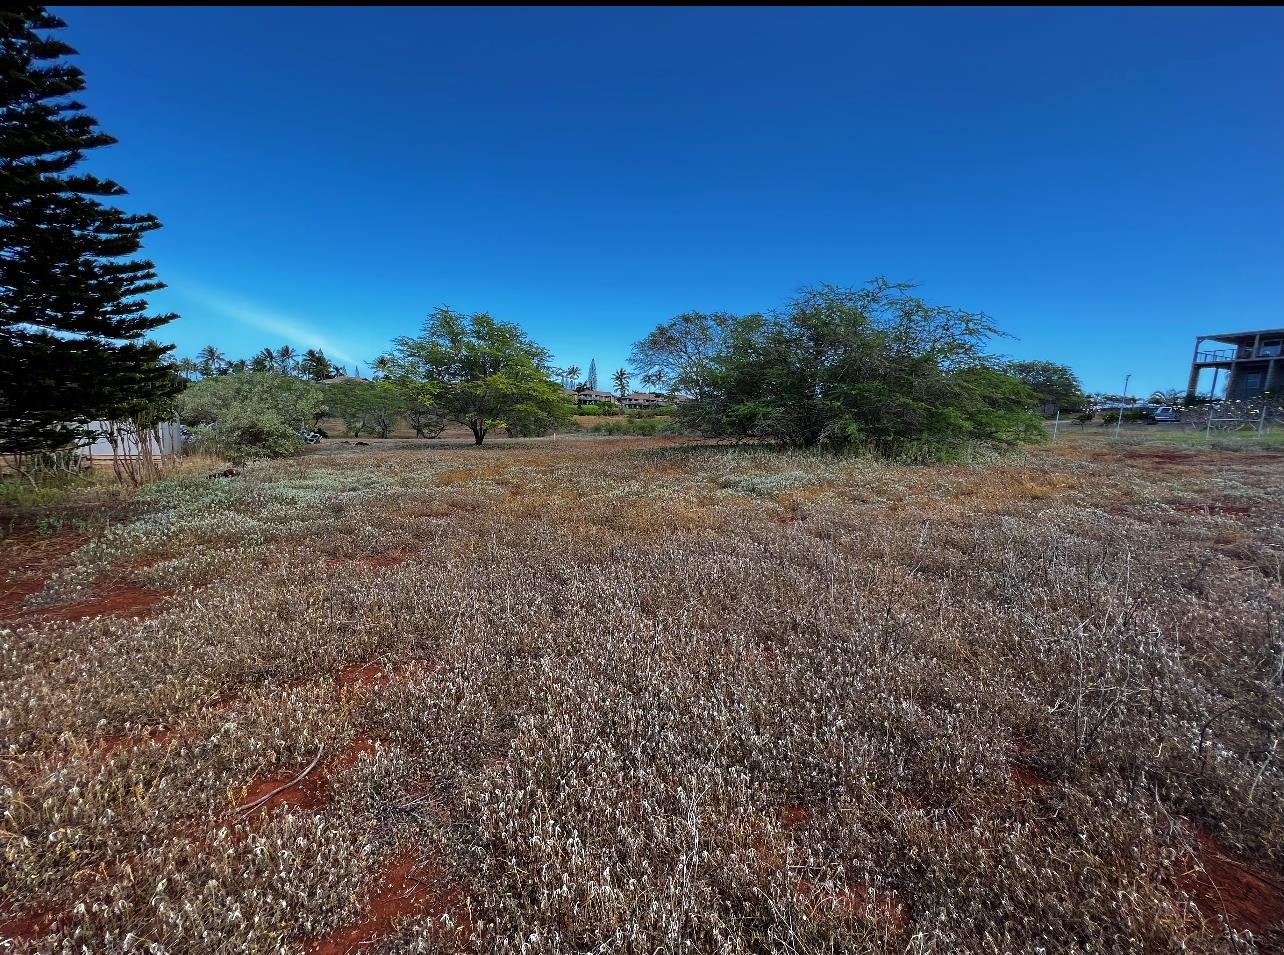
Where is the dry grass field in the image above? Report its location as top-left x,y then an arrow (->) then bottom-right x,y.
2,438 -> 1282,953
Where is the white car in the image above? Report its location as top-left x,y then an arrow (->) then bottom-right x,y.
1152,406 -> 1180,422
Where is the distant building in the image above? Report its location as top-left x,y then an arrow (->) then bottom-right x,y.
565,388 -> 618,407
620,391 -> 672,410
76,420 -> 183,462
1187,328 -> 1283,400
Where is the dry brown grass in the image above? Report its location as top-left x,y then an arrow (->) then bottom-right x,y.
1,439 -> 1282,953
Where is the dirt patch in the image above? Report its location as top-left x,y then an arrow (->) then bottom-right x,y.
1009,764 -> 1049,791
236,761 -> 330,817
95,726 -> 174,757
1179,827 -> 1284,934
38,585 -> 164,622
330,736 -> 381,773
303,851 -> 470,954
0,532 -> 87,619
779,804 -> 811,829
0,904 -> 60,944
337,662 -> 387,691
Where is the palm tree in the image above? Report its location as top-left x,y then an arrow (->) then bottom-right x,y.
564,364 -> 581,390
275,345 -> 298,375
251,347 -> 277,372
175,357 -> 199,381
196,345 -> 226,377
1149,388 -> 1185,406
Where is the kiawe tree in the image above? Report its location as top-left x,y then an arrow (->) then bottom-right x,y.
383,306 -> 572,445
634,280 -> 1043,454
0,7 -> 179,455
1006,360 -> 1087,413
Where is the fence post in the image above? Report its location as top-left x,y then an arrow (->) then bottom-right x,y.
1205,402 -> 1214,441
1259,405 -> 1268,437
1052,409 -> 1060,442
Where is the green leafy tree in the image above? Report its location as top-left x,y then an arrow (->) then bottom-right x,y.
323,378 -> 403,438
401,395 -> 447,438
383,307 -> 572,445
636,280 -> 1042,454
0,7 -> 179,455
175,371 -> 323,458
1006,360 -> 1087,413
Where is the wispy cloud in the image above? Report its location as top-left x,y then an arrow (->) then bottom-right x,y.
178,284 -> 364,367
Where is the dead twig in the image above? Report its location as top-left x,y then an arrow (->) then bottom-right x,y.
234,746 -> 324,816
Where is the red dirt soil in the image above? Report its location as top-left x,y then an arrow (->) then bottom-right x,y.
337,662 -> 387,691
1179,827 -> 1284,935
237,763 -> 331,817
37,585 -> 164,622
95,726 -> 174,756
1009,764 -> 1049,791
0,905 -> 59,944
303,851 -> 471,954
779,804 -> 811,829
0,533 -> 86,619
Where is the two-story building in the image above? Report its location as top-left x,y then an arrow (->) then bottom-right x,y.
564,388 -> 619,407
620,392 -> 671,410
1187,328 -> 1283,401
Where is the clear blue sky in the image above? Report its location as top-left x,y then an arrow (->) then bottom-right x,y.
55,6 -> 1283,397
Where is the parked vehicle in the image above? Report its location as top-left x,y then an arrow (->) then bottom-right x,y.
1151,406 -> 1180,422
297,429 -> 323,444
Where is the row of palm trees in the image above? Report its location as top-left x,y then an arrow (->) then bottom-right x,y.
180,345 -> 343,381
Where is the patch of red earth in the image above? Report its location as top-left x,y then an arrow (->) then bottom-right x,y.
779,804 -> 811,829
95,726 -> 174,757
1178,827 -> 1284,935
1009,764 -> 1049,791
0,532 -> 87,619
303,851 -> 471,955
35,584 -> 164,622
330,736 -> 381,773
337,662 -> 387,691
797,878 -> 910,932
237,764 -> 331,817
0,904 -> 60,943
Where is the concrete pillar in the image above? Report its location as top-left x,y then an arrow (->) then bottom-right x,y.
1186,337 -> 1205,402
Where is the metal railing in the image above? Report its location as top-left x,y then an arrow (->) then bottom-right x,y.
1193,349 -> 1237,363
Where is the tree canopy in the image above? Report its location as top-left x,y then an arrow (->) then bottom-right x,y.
633,280 -> 1044,454
382,307 -> 572,445
1006,360 -> 1087,413
176,371 -> 322,459
0,7 -> 178,455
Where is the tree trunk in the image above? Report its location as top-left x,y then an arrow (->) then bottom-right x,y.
470,422 -> 486,445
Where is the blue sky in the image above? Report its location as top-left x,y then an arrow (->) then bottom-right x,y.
56,6 -> 1283,397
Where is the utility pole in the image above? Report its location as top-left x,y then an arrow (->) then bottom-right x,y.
1113,373 -> 1131,440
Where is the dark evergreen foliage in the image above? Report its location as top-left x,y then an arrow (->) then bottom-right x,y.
0,7 -> 178,454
